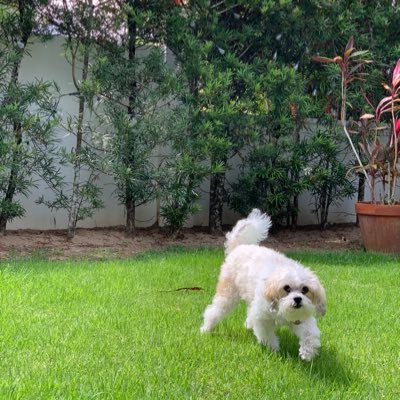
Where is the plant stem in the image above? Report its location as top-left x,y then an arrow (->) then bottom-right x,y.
340,71 -> 372,194
390,96 -> 398,204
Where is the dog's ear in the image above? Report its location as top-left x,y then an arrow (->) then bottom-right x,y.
264,278 -> 280,303
311,279 -> 326,318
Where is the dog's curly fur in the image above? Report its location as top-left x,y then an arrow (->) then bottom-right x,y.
200,209 -> 326,361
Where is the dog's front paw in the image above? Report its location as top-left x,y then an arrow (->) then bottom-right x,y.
258,337 -> 280,352
299,346 -> 318,361
268,340 -> 280,352
200,325 -> 210,334
244,318 -> 253,330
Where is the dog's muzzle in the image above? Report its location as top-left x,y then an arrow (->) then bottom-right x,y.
292,296 -> 302,308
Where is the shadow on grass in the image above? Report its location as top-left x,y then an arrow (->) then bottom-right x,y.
215,324 -> 356,388
276,328 -> 356,387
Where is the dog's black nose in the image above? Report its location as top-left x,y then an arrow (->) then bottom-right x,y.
293,297 -> 302,305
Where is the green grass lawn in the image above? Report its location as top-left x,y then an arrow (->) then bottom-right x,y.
0,249 -> 399,399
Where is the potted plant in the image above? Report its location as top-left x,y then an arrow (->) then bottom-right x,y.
314,38 -> 400,254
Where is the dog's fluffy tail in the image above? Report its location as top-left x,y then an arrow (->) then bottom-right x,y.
225,209 -> 272,254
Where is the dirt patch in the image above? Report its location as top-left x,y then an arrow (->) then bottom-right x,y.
0,224 -> 363,260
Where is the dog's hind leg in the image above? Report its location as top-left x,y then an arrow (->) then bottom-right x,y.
200,277 -> 239,333
244,303 -> 255,329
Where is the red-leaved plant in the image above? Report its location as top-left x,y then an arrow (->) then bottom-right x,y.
313,37 -> 400,204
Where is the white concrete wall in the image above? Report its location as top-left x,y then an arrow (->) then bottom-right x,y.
8,37 -> 362,230
10,37 -> 128,229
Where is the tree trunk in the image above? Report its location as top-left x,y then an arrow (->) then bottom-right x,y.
290,114 -> 302,229
320,199 -> 329,230
0,1 -> 32,233
291,196 -> 298,230
320,169 -> 332,230
209,164 -> 225,234
357,173 -> 365,203
67,47 -> 90,239
356,173 -> 365,226
126,197 -> 136,235
0,124 -> 22,234
123,0 -> 138,236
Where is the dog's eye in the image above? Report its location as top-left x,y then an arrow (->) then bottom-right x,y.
302,286 -> 309,294
283,285 -> 291,293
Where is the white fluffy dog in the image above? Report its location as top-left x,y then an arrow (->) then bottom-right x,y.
200,209 -> 326,361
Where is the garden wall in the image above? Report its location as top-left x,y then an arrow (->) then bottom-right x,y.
8,37 -> 361,230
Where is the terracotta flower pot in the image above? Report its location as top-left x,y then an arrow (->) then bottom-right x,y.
355,202 -> 400,254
